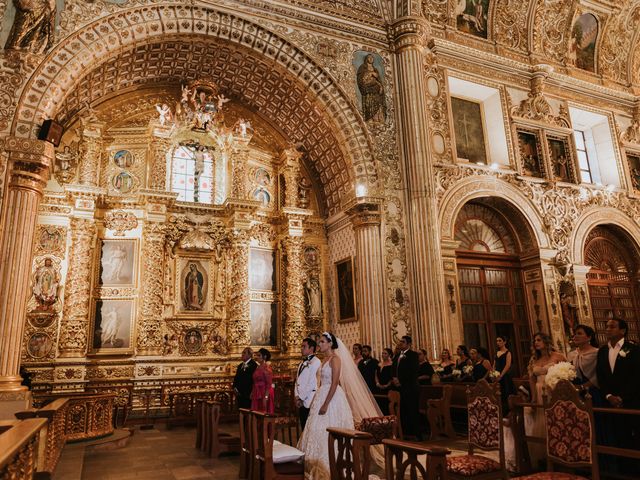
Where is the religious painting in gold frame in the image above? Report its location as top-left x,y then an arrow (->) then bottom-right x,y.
627,151 -> 640,193
250,301 -> 279,346
335,257 -> 356,323
546,134 -> 576,183
97,239 -> 138,287
450,96 -> 488,164
175,255 -> 213,316
249,248 -> 277,292
516,129 -> 545,178
90,298 -> 135,355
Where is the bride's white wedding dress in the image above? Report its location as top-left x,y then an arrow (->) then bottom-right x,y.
297,360 -> 354,480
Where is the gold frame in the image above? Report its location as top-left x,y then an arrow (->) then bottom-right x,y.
335,257 -> 357,323
249,300 -> 281,348
89,298 -> 136,355
96,238 -> 139,288
544,133 -> 578,184
174,253 -> 214,317
449,94 -> 490,165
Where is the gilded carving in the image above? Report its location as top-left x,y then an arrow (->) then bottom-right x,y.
532,0 -> 576,64
282,236 -> 305,351
493,0 -> 529,52
228,231 -> 251,346
621,107 -> 640,145
104,210 -> 138,237
423,52 -> 454,165
599,2 -> 640,84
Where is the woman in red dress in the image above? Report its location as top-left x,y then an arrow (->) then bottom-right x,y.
251,348 -> 275,413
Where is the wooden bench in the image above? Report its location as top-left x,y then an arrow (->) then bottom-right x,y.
327,428 -> 373,480
419,385 -> 456,439
202,401 -> 240,458
0,418 -> 48,480
383,438 -> 450,480
251,411 -> 304,480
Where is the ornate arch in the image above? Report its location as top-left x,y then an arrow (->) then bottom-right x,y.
11,3 -> 379,214
571,207 -> 640,265
439,177 -> 549,249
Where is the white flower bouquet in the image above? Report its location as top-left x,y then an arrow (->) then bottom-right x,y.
545,361 -> 577,390
452,369 -> 462,377
489,370 -> 501,380
435,367 -> 445,374
463,365 -> 473,376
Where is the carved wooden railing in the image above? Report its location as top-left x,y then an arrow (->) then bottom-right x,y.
15,398 -> 70,478
167,389 -> 235,428
0,418 -> 48,480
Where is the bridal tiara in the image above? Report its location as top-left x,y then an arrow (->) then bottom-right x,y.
321,332 -> 333,344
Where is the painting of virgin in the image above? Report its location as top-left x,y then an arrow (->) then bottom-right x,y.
570,14 -> 598,72
181,261 -> 207,311
353,51 -> 386,123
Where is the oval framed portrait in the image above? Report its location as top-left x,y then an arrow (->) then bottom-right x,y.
183,328 -> 203,354
253,188 -> 270,206
255,168 -> 271,186
27,332 -> 53,359
112,171 -> 135,193
303,246 -> 319,267
113,150 -> 134,168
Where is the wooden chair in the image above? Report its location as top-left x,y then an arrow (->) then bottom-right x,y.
511,380 -> 598,480
239,408 -> 253,479
426,385 -> 456,439
387,391 -> 403,438
195,398 -> 205,450
327,428 -> 373,480
252,411 -> 304,480
204,400 -> 240,458
383,438 -> 450,480
446,380 -> 508,480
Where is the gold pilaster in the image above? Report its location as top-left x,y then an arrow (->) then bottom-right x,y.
230,138 -> 250,200
391,17 -> 448,355
147,123 -> 173,191
0,137 -> 53,397
77,121 -> 105,187
279,147 -> 302,208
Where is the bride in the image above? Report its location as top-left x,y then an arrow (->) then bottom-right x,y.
297,332 -> 382,479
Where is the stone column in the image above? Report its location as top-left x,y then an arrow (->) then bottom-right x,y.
0,137 -> 53,404
228,230 -> 251,349
282,234 -> 305,352
391,17 -> 447,355
136,222 -> 166,355
346,198 -> 389,356
58,217 -> 97,358
230,139 -> 250,199
77,121 -> 105,187
147,123 -> 173,191
279,147 -> 302,208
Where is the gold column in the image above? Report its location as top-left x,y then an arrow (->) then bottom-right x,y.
279,147 -> 302,208
57,217 -> 97,358
227,230 -> 251,349
230,138 -> 250,199
147,123 -> 173,191
391,17 -> 448,354
77,121 -> 105,187
282,234 -> 305,352
0,137 -> 53,400
136,222 -> 166,355
346,198 -> 389,356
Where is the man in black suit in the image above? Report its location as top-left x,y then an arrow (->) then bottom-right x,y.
392,335 -> 421,439
596,317 -> 640,470
358,345 -> 380,394
233,347 -> 257,410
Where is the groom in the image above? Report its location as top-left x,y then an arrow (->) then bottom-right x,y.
295,337 -> 321,430
392,335 -> 421,440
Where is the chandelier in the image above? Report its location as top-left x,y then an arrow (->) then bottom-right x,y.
155,79 -> 253,149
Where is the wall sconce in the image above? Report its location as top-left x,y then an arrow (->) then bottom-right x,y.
447,280 -> 456,313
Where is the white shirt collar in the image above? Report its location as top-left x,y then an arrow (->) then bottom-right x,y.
609,338 -> 625,349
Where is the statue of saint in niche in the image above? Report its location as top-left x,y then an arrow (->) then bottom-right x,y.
305,276 -> 323,317
5,0 -> 56,54
31,257 -> 60,312
356,53 -> 386,123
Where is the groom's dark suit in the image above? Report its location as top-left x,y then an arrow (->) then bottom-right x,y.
233,359 -> 257,409
393,349 -> 420,438
596,340 -> 640,408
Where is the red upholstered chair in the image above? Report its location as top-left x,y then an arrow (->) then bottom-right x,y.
512,380 -> 598,480
446,380 -> 508,480
327,428 -> 373,480
356,415 -> 401,444
251,411 -> 304,480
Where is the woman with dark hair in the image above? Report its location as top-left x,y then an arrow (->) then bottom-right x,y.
470,347 -> 492,382
376,347 -> 394,414
417,349 -> 435,385
493,336 -> 516,413
455,345 -> 472,380
437,348 -> 456,382
568,324 -> 601,403
251,348 -> 275,413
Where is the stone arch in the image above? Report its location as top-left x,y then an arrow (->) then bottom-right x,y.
12,3 -> 379,214
571,207 -> 640,265
439,176 -> 549,250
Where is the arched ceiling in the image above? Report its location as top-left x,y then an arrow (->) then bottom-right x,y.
423,0 -> 640,89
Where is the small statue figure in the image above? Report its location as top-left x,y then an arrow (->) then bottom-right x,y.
31,257 -> 60,312
305,276 -> 323,317
298,176 -> 312,209
216,94 -> 230,111
5,0 -> 56,54
155,104 -> 172,126
54,142 -> 78,184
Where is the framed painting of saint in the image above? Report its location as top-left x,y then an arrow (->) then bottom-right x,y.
98,239 -> 137,287
335,257 -> 356,323
451,97 -> 488,164
176,258 -> 211,315
250,302 -> 278,346
516,129 -> 545,178
547,135 -> 575,183
456,0 -> 490,39
627,152 -> 640,192
27,332 -> 54,359
249,248 -> 276,291
353,51 -> 387,124
91,299 -> 134,354
570,13 -> 598,72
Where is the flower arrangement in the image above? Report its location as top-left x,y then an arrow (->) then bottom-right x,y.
545,361 -> 577,390
489,370 -> 501,380
452,369 -> 462,377
463,365 -> 473,376
435,367 -> 445,374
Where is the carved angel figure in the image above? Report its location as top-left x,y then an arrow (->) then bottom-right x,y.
156,104 -> 172,126
5,0 -> 56,54
54,143 -> 79,184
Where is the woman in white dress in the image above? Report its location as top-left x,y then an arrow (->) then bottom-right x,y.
297,332 -> 382,480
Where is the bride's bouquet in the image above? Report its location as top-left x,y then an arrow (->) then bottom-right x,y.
545,361 -> 577,390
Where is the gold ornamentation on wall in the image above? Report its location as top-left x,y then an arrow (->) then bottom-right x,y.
104,210 -> 138,237
228,231 -> 251,347
282,236 -> 305,352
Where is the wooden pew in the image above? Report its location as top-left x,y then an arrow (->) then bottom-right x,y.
420,385 -> 456,439
383,438 -> 450,480
251,412 -> 304,480
203,401 -> 240,458
0,418 -> 48,480
327,428 -> 373,480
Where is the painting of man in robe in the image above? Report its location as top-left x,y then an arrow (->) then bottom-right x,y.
548,136 -> 573,183
570,13 -> 598,72
250,302 -> 277,346
455,0 -> 490,39
92,300 -> 133,351
335,258 -> 356,322
99,240 -> 136,286
181,261 -> 207,311
451,97 -> 487,164
354,51 -> 386,123
517,130 -> 544,178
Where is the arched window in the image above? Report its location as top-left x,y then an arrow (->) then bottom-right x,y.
170,144 -> 214,203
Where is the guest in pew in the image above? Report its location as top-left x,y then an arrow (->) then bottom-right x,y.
493,336 -> 516,414
358,344 -> 379,393
417,348 -> 435,386
436,349 -> 455,382
233,347 -> 257,409
596,317 -> 640,472
251,348 -> 275,414
376,347 -> 394,414
470,347 -> 492,382
455,345 -> 472,381
568,325 -> 601,403
352,342 -> 363,365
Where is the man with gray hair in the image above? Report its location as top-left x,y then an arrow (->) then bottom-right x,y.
233,347 -> 257,409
